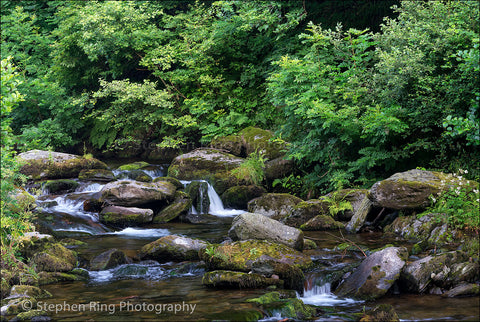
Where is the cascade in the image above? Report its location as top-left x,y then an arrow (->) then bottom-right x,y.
298,275 -> 360,306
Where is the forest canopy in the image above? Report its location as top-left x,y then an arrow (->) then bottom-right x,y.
1,0 -> 478,193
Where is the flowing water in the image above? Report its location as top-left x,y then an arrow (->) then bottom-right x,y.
27,163 -> 480,321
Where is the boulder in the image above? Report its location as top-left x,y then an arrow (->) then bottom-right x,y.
369,169 -> 477,210
202,270 -> 284,289
8,285 -> 52,300
184,181 -> 209,214
7,189 -> 37,213
300,215 -> 344,231
335,247 -> 408,300
153,191 -> 192,223
30,243 -> 77,272
90,248 -> 130,271
442,283 -> 480,298
16,232 -> 54,259
264,157 -> 294,182
345,196 -> 373,233
200,240 -> 312,272
167,148 -> 243,194
251,260 -> 306,292
99,206 -> 154,226
283,199 -> 330,228
221,185 -> 266,210
36,271 -> 88,285
360,304 -> 400,322
326,189 -> 368,221
115,169 -> 152,182
99,180 -> 176,207
117,161 -> 149,171
246,292 -> 316,320
211,126 -> 288,160
78,169 -> 115,182
399,251 -> 474,293
42,179 -> 79,194
153,177 -> 184,190
247,193 -> 303,221
229,213 -> 304,250
17,150 -> 108,180
139,235 -> 208,261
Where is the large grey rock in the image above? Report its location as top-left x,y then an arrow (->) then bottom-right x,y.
99,180 -> 176,206
99,205 -> 154,226
399,251 -> 475,293
17,150 -> 108,180
369,169 -> 477,210
345,196 -> 373,233
247,193 -> 303,221
90,248 -> 130,271
139,235 -> 208,261
335,247 -> 408,300
283,199 -> 330,228
229,212 -> 304,250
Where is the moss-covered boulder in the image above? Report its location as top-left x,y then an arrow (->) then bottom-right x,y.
99,180 -> 176,207
139,235 -> 208,261
15,309 -> 49,321
202,270 -> 284,289
1,297 -> 37,316
247,193 -> 303,220
303,239 -> 317,250
78,168 -> 115,182
335,247 -> 408,300
167,148 -> 243,195
17,150 -> 108,180
246,292 -> 316,320
30,243 -> 77,272
200,240 -> 312,272
399,251 -> 478,293
300,215 -> 345,231
118,161 -> 150,171
359,304 -> 400,322
153,176 -> 184,190
284,199 -> 330,228
153,191 -> 192,223
211,127 -> 288,160
184,181 -> 209,214
42,179 -> 79,194
115,169 -> 153,182
36,271 -> 88,285
8,285 -> 52,300
221,185 -> 266,210
99,205 -> 153,226
251,260 -> 306,292
90,248 -> 130,271
16,232 -> 54,259
369,169 -> 478,210
264,157 -> 294,182
229,212 -> 304,250
7,189 -> 37,213
326,189 -> 368,221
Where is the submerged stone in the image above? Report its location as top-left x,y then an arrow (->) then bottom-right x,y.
90,248 -> 130,271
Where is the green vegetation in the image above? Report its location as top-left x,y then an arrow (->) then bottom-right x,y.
231,151 -> 267,186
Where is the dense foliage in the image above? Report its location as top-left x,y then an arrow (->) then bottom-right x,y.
1,0 -> 478,194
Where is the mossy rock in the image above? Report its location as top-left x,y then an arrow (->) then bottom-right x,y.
359,304 -> 399,322
325,189 -> 368,221
99,180 -> 176,207
8,285 -> 52,300
3,297 -> 37,316
200,240 -> 312,272
300,215 -> 344,231
78,168 -> 115,182
30,243 -> 77,273
36,271 -> 87,285
16,232 -> 54,260
7,189 -> 37,213
246,292 -> 316,320
284,199 -> 330,228
221,185 -> 266,210
116,169 -> 152,182
264,157 -> 294,182
17,150 -> 108,180
153,191 -> 192,223
153,176 -> 184,190
15,309 -> 49,321
184,181 -> 209,214
42,179 -> 79,194
303,239 -> 317,250
118,161 -> 150,171
247,193 -> 303,221
251,260 -> 306,292
210,134 -> 245,156
99,206 -> 154,227
139,235 -> 208,261
90,248 -> 130,271
202,270 -> 284,289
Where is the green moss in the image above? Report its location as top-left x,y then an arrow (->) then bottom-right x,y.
15,309 -> 49,321
20,157 -> 108,180
153,192 -> 192,223
118,161 -> 149,171
247,291 -> 316,320
202,270 -> 284,289
153,176 -> 184,189
78,168 -> 115,181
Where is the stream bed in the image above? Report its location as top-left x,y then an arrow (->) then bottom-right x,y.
29,164 -> 480,321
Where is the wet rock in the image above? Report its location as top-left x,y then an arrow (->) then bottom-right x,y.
184,181 -> 209,214
359,304 -> 400,322
17,150 -> 107,180
153,191 -> 192,223
303,239 -> 317,250
139,235 -> 208,261
30,243 -> 77,273
335,247 -> 408,300
7,189 -> 37,213
99,180 -> 176,207
42,179 -> 79,194
264,157 -> 294,182
14,309 -> 50,321
118,161 -> 149,171
251,261 -> 305,292
300,215 -> 344,231
326,189 -> 369,221
345,196 -> 372,233
153,177 -> 184,190
1,297 -> 37,316
116,169 -> 152,182
99,206 -> 153,226
247,193 -> 303,221
90,248 -> 130,271
369,169 -> 477,210
7,285 -> 52,300
442,283 -> 480,297
284,199 -> 330,228
16,232 -> 54,259
229,212 -> 304,250
167,148 -> 243,194
221,185 -> 266,210
399,251 -> 473,293
202,270 -> 284,289
78,169 -> 115,182
36,271 -> 87,285
200,240 -> 312,272
246,291 -> 316,320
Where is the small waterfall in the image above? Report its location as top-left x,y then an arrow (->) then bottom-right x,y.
76,182 -> 105,193
299,275 -> 360,306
